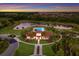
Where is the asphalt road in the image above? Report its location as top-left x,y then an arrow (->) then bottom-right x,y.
0,41 -> 19,56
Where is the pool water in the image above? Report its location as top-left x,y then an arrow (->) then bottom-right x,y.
34,27 -> 45,31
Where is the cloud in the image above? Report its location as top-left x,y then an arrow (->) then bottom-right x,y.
48,6 -> 79,10
0,4 -> 32,10
0,3 -> 79,12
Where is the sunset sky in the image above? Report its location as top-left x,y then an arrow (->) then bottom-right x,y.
0,3 -> 79,12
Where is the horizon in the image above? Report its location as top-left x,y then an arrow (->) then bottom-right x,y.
0,3 -> 79,12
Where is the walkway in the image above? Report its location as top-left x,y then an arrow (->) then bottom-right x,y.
42,34 -> 62,45
14,37 -> 35,45
33,44 -> 43,56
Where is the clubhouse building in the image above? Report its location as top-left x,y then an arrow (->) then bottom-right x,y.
26,27 -> 52,40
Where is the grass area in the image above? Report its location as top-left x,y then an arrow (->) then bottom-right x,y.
14,42 -> 34,56
0,26 -> 33,35
0,40 -> 9,54
27,40 -> 37,44
43,45 -> 55,56
0,26 -> 23,35
43,45 -> 64,56
40,40 -> 48,44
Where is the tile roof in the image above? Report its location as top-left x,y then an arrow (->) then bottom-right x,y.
26,31 -> 52,37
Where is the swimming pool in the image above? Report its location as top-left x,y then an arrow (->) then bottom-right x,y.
34,27 -> 45,31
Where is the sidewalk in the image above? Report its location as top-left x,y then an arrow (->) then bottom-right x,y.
33,44 -> 43,56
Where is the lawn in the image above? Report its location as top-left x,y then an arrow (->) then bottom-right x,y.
43,44 -> 64,56
0,26 -> 33,35
27,40 -> 37,44
0,26 -> 23,35
14,42 -> 34,56
43,45 -> 55,56
40,40 -> 48,44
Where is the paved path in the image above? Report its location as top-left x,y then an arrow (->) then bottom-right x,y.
32,39 -> 43,56
14,37 -> 35,45
0,42 -> 19,56
42,34 -> 62,45
37,39 -> 40,44
33,44 -> 43,56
